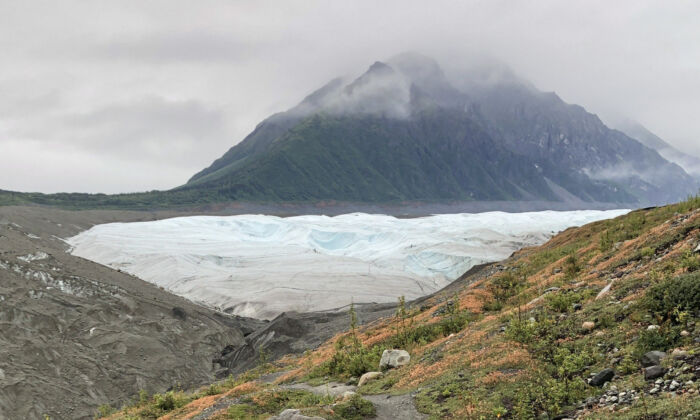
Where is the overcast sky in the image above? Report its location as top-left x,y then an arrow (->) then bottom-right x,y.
1,1 -> 699,193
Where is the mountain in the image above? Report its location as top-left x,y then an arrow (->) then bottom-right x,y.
183,53 -> 697,207
614,120 -> 700,180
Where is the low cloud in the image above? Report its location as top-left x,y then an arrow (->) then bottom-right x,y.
10,96 -> 227,166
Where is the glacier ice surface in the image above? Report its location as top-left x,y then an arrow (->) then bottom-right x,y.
67,210 -> 629,319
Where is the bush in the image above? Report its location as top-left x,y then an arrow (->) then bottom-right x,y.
333,395 -> 376,419
634,328 -> 676,357
96,404 -> 115,418
506,318 -> 536,344
645,272 -> 700,322
680,250 -> 700,272
545,291 -> 584,313
563,253 -> 581,280
488,272 -> 525,303
641,246 -> 655,258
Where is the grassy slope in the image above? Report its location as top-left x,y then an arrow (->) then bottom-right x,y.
102,198 -> 700,420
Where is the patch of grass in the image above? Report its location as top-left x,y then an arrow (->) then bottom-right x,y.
333,394 -> 376,419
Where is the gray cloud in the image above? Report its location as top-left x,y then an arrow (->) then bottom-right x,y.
0,0 -> 699,193
84,32 -> 255,63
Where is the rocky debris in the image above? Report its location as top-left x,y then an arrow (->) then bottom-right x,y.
641,351 -> 667,367
268,409 -> 325,420
585,386 -> 639,410
644,366 -> 666,380
358,371 -> 383,387
582,321 -> 595,331
589,368 -> 615,387
379,349 -> 410,370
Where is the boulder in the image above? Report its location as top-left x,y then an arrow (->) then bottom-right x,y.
582,321 -> 595,331
671,349 -> 689,360
644,365 -> 666,380
379,349 -> 410,370
641,351 -> 666,367
268,408 -> 325,420
589,368 -> 615,387
341,391 -> 357,401
358,371 -> 382,387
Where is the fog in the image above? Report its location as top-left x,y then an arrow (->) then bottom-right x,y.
1,1 -> 699,193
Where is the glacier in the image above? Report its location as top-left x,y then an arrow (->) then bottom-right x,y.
67,210 -> 629,319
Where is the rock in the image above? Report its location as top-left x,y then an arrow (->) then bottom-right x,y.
545,287 -> 560,293
589,369 -> 615,387
171,307 -> 187,320
647,325 -> 660,331
269,408 -> 326,420
572,303 -> 582,311
644,366 -> 667,380
358,371 -> 382,387
641,351 -> 667,367
596,281 -> 614,299
582,321 -> 595,331
379,349 -> 410,370
672,349 -> 689,360
681,330 -> 690,337
649,387 -> 660,395
694,244 -> 700,253
341,391 -> 357,401
670,380 -> 680,391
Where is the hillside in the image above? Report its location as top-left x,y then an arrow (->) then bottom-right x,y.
102,197 -> 700,419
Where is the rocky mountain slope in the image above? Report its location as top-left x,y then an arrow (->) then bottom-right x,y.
103,196 -> 700,419
615,120 -> 700,180
183,53 -> 697,207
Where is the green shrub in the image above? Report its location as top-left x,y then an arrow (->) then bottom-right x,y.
680,250 -> 700,272
95,404 -> 115,418
333,395 -> 376,419
563,253 -> 581,280
545,291 -> 584,313
634,328 -> 675,357
641,246 -> 655,258
645,272 -> 700,322
618,353 -> 638,375
600,230 -> 613,252
506,318 -> 536,344
488,272 -> 525,303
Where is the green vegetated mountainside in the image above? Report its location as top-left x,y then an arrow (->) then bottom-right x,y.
103,197 -> 700,419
